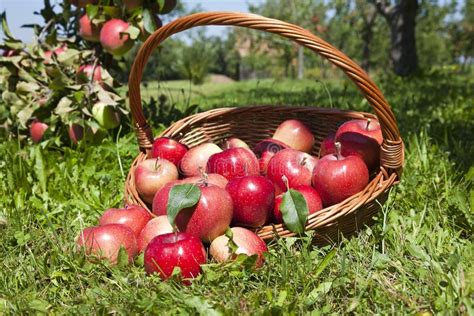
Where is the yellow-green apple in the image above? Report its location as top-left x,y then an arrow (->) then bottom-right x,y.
76,224 -> 138,264
209,227 -> 268,267
99,19 -> 133,56
206,147 -> 259,180
272,119 -> 315,153
144,232 -> 206,282
226,175 -> 274,227
135,158 -> 178,204
137,215 -> 174,252
92,102 -> 120,129
180,143 -> 222,177
152,183 -> 233,243
266,148 -> 318,194
312,142 -> 369,206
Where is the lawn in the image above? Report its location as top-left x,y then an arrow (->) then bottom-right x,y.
0,69 -> 473,314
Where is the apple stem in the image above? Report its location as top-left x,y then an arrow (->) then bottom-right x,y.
154,158 -> 161,172
335,142 -> 342,160
366,118 -> 371,130
281,175 -> 290,192
300,156 -> 307,166
198,167 -> 208,186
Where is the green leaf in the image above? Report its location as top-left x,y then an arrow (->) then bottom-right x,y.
116,246 -> 129,267
280,189 -> 309,234
167,184 -> 201,228
142,8 -> 157,35
34,146 -> 47,193
86,5 -> 99,19
313,248 -> 336,278
126,25 -> 141,40
157,0 -> 166,12
304,281 -> 333,306
1,12 -> 17,40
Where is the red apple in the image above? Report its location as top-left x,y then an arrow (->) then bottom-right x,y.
153,183 -> 233,243
100,19 -> 133,56
210,227 -> 268,267
144,232 -> 206,282
180,143 -> 222,177
222,137 -> 250,150
253,138 -> 289,175
312,142 -> 369,206
272,185 -> 323,224
135,158 -> 178,204
77,64 -> 102,84
272,119 -> 315,153
266,148 -> 318,195
76,224 -> 138,264
335,119 -> 383,171
206,147 -> 259,181
226,175 -> 274,227
30,120 -> 48,143
180,173 -> 228,189
151,137 -> 188,167
137,215 -> 174,252
99,205 -> 152,237
319,132 -> 336,157
44,46 -> 66,64
78,14 -> 100,42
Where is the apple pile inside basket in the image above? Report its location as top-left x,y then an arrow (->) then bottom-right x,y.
76,118 -> 382,283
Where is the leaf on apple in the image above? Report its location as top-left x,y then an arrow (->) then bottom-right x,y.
142,8 -> 157,34
126,25 -> 141,40
167,184 -> 201,228
280,189 -> 309,234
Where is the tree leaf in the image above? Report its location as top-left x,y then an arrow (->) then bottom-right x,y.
86,5 -> 99,19
126,25 -> 141,40
280,189 -> 309,234
142,8 -> 157,34
167,184 -> 201,228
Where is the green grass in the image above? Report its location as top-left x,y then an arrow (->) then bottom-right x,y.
1,69 -> 473,314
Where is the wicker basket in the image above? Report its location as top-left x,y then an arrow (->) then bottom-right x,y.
124,12 -> 404,245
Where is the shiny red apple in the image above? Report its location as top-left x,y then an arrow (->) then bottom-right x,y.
99,205 -> 152,237
137,215 -> 174,252
312,142 -> 369,206
210,227 -> 268,267
153,183 -> 233,243
272,185 -> 323,224
335,119 -> 383,171
180,143 -> 222,177
76,224 -> 138,264
78,14 -> 100,42
134,158 -> 178,204
207,147 -> 259,181
30,120 -> 48,143
226,175 -> 274,227
151,137 -> 188,167
272,119 -> 315,153
144,232 -> 206,282
100,19 -> 133,56
222,137 -> 250,150
266,148 -> 318,195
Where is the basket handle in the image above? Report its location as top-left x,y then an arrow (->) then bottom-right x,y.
128,12 -> 404,175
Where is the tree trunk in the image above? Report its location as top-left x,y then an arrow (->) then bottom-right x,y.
297,46 -> 304,79
374,0 -> 419,76
361,13 -> 376,72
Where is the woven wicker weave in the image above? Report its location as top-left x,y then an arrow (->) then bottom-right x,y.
124,12 -> 404,245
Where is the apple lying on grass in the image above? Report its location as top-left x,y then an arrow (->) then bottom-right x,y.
210,227 -> 268,267
77,224 -> 138,264
312,142 -> 369,206
137,215 -> 174,252
144,232 -> 206,282
99,205 -> 152,237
